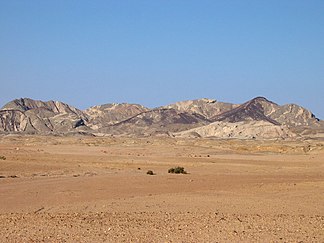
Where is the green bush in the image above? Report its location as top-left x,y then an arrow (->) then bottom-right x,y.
0,156 -> 6,160
168,166 -> 187,174
146,170 -> 154,175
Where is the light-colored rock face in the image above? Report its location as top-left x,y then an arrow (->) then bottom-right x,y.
252,97 -> 280,116
173,121 -> 296,139
267,104 -> 319,127
163,98 -> 236,119
84,103 -> 149,129
1,98 -> 83,116
0,110 -> 30,132
0,98 -> 88,134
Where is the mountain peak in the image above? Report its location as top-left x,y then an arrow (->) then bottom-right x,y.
0,97 -> 322,138
211,97 -> 280,125
1,97 -> 80,114
249,96 -> 278,105
162,98 -> 235,119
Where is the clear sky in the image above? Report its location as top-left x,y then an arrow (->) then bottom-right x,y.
1,0 -> 323,118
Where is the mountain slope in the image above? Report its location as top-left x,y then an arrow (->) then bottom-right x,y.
173,121 -> 296,139
2,98 -> 84,116
163,98 -> 236,119
0,97 -> 322,139
211,97 -> 280,125
0,98 -> 88,133
99,108 -> 210,136
84,103 -> 149,129
266,104 -> 320,127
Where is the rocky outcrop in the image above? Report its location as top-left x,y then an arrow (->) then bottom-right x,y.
173,121 -> 296,139
99,108 -> 210,136
0,98 -> 88,133
211,97 -> 280,125
163,98 -> 236,119
2,98 -> 84,116
84,103 -> 149,129
209,97 -> 321,128
266,104 -> 319,127
0,110 -> 36,132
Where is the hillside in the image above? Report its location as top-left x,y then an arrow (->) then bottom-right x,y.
0,97 -> 323,139
99,108 -> 210,137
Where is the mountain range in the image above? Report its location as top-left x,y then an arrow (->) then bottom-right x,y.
0,97 -> 323,139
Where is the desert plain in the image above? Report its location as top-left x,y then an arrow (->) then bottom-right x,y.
0,135 -> 324,242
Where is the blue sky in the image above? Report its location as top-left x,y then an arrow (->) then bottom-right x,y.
1,0 -> 323,118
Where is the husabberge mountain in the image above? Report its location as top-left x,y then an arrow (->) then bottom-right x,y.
1,97 -> 323,139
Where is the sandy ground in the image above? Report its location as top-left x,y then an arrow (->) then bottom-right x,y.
0,135 -> 324,242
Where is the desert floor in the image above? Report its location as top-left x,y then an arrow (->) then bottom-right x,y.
0,135 -> 324,242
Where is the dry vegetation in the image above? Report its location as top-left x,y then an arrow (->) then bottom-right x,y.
0,135 -> 324,242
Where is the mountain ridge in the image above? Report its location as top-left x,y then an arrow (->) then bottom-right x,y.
0,97 -> 322,139
210,97 -> 281,125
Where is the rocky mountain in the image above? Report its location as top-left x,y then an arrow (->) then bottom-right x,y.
84,103 -> 148,130
2,98 -> 84,116
0,97 -> 322,139
167,97 -> 321,129
162,98 -> 237,119
99,108 -> 210,137
266,104 -> 320,127
0,98 -> 89,134
173,121 -> 295,139
210,97 -> 281,125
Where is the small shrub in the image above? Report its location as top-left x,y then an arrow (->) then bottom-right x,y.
146,170 -> 154,175
168,166 -> 187,174
0,156 -> 6,160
